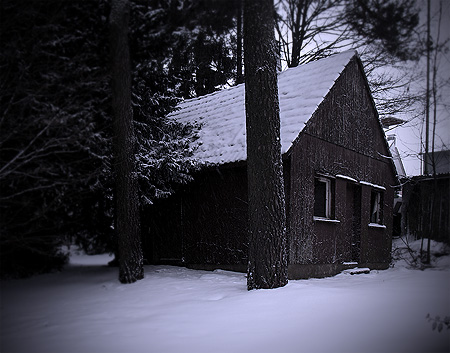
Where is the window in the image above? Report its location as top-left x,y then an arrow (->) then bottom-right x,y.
314,177 -> 332,219
370,190 -> 383,224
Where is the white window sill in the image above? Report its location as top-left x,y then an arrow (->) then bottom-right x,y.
336,174 -> 357,183
313,217 -> 341,223
368,223 -> 386,229
360,181 -> 386,190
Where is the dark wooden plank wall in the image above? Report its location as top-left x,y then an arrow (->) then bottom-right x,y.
142,193 -> 184,264
143,160 -> 293,267
143,165 -> 249,265
402,175 -> 450,244
288,57 -> 396,266
181,165 -> 249,265
143,56 -> 396,273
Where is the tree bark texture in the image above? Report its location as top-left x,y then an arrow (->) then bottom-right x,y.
110,0 -> 144,283
244,0 -> 288,290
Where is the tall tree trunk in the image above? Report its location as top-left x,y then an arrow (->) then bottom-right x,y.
244,0 -> 288,290
110,0 -> 144,283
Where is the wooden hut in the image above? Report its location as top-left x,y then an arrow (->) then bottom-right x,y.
401,173 -> 450,245
142,50 -> 399,279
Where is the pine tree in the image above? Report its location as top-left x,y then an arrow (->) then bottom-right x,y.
345,0 -> 420,61
163,0 -> 237,97
0,0 -> 234,277
0,0 -> 113,277
110,0 -> 144,283
244,0 -> 288,290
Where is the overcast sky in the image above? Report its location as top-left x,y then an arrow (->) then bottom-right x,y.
390,0 -> 450,176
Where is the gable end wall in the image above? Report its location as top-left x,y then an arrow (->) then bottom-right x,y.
288,57 -> 396,268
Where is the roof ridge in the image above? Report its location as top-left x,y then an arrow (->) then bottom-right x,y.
168,50 -> 358,164
280,49 -> 357,76
174,50 -> 358,109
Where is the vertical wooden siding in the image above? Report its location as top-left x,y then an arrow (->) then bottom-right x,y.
142,57 -> 396,275
402,175 -> 450,244
288,58 -> 396,266
182,165 -> 249,265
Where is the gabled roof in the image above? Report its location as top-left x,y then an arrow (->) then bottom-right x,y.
169,50 -> 358,165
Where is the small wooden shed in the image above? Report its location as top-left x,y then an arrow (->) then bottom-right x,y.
401,173 -> 450,245
142,50 -> 398,279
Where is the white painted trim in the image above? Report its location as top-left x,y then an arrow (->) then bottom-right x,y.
316,172 -> 336,179
360,181 -> 386,190
336,174 -> 357,182
313,217 -> 341,223
368,223 -> 386,229
316,177 -> 332,219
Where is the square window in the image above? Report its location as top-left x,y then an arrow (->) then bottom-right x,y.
314,177 -> 331,218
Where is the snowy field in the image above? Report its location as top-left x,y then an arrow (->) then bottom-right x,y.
1,239 -> 449,353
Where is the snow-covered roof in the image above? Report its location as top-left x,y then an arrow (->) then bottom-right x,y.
169,50 -> 357,165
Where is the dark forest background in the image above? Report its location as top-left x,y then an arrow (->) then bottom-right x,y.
0,0 -> 422,278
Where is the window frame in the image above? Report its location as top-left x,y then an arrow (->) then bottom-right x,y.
313,176 -> 334,220
369,189 -> 384,225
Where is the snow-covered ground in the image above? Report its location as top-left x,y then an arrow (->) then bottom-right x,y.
1,239 -> 449,353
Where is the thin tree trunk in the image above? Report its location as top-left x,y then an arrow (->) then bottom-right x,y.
426,0 -> 443,264
424,0 -> 431,175
290,0 -> 308,68
110,0 -> 144,283
244,0 -> 288,290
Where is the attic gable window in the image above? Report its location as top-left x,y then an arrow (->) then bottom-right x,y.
314,176 -> 333,220
370,189 -> 383,224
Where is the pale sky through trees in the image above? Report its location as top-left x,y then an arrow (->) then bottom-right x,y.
274,0 -> 449,176
390,0 -> 450,176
